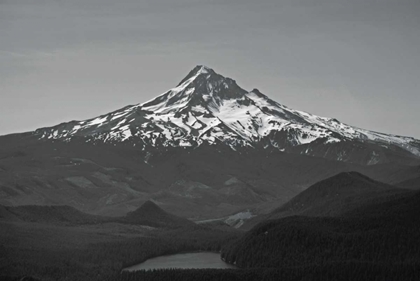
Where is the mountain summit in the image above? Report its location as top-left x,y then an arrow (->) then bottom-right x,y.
34,65 -> 420,164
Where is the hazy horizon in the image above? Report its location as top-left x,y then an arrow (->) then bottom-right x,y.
1,0 -> 419,138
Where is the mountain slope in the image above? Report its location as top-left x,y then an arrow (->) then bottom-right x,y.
33,65 -> 420,165
0,137 -> 357,218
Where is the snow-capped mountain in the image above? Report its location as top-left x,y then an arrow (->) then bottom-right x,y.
34,65 -> 420,164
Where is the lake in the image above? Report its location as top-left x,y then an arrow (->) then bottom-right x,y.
123,252 -> 236,271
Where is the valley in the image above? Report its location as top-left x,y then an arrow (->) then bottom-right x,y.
0,202 -> 240,280
3,179 -> 419,280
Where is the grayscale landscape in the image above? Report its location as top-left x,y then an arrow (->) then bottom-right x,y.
1,1 -> 419,281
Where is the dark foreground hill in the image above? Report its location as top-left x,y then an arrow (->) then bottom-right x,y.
242,172 -> 410,229
221,190 -> 420,270
270,171 -> 408,217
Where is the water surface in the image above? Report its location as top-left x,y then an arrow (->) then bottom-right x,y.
123,252 -> 236,271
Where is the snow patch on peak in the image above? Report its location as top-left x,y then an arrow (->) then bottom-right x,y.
195,65 -> 214,74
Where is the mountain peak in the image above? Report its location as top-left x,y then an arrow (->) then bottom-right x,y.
124,200 -> 166,220
139,64 -> 247,115
137,200 -> 164,213
193,64 -> 215,74
176,65 -> 217,87
33,65 -> 420,164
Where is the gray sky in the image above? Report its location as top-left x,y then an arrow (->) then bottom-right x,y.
1,0 -> 419,138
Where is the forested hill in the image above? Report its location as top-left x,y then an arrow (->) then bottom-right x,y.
221,190 -> 420,270
241,171 -> 410,230
268,171 -> 408,217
